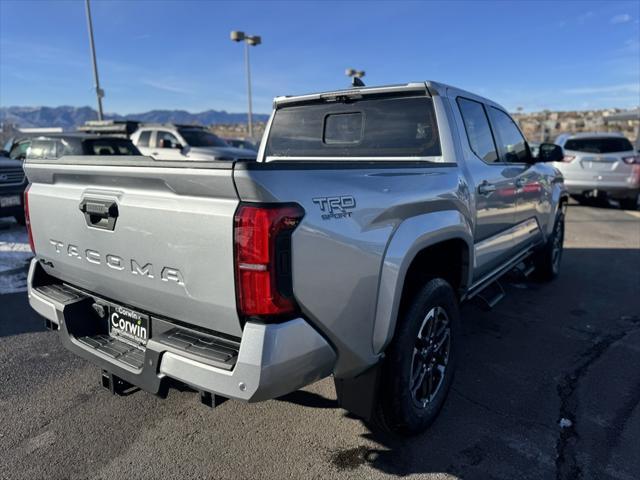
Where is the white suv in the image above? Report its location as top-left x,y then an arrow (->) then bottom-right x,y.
131,124 -> 257,162
553,132 -> 639,209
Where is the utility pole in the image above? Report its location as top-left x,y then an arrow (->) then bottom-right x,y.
85,0 -> 104,120
244,41 -> 253,138
230,31 -> 261,139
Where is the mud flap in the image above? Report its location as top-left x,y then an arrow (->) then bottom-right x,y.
334,363 -> 381,421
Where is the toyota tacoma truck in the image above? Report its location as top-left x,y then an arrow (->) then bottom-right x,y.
24,81 -> 567,435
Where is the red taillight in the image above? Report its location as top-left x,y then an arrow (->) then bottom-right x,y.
631,165 -> 640,185
622,155 -> 640,165
234,203 -> 304,318
24,184 -> 35,253
562,155 -> 576,163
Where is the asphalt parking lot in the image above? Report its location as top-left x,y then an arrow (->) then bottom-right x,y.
1,203 -> 639,480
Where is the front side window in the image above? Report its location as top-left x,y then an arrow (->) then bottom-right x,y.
488,107 -> 531,163
457,98 -> 498,163
178,129 -> 228,147
9,140 -> 31,160
156,131 -> 180,148
265,95 -> 441,158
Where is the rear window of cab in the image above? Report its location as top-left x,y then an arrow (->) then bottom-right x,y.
265,95 -> 441,158
563,137 -> 633,154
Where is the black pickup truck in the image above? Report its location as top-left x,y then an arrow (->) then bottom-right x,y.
0,154 -> 27,224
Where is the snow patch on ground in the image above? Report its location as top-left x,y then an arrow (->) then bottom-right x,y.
0,220 -> 32,294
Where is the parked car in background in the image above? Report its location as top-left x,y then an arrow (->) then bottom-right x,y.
223,138 -> 258,151
24,81 -> 567,435
26,134 -> 141,160
130,124 -> 256,161
0,154 -> 28,224
554,132 -> 639,209
3,136 -> 33,161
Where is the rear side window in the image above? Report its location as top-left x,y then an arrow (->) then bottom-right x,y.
265,96 -> 441,158
563,137 -> 633,153
27,139 -> 79,159
487,107 -> 531,163
82,139 -> 140,155
137,131 -> 151,147
457,98 -> 498,163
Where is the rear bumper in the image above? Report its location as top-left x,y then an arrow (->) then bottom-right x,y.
27,259 -> 336,402
564,180 -> 639,199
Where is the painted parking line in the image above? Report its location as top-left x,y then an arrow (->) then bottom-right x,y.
624,210 -> 640,219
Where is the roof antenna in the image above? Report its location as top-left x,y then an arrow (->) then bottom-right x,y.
345,68 -> 365,87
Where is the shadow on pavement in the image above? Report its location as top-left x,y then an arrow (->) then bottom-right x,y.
277,389 -> 339,409
330,247 -> 640,478
0,291 -> 44,337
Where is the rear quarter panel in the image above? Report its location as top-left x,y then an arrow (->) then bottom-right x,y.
234,162 -> 472,377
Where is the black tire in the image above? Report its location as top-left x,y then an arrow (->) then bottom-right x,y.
619,194 -> 639,211
373,278 -> 460,435
14,212 -> 26,226
533,207 -> 565,281
570,194 -> 588,206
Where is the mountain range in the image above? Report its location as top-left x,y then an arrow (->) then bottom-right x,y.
0,106 -> 270,130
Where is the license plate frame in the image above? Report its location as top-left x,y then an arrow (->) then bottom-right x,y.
0,195 -> 21,208
108,304 -> 150,347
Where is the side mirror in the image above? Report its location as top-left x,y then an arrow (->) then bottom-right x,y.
0,149 -> 9,157
538,143 -> 563,163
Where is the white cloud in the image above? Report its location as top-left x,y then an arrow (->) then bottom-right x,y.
139,79 -> 191,95
611,13 -> 633,24
577,11 -> 594,24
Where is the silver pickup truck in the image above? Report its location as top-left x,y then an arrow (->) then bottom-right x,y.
25,81 -> 567,435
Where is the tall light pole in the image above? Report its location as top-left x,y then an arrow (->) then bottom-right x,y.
230,31 -> 261,139
85,0 -> 104,120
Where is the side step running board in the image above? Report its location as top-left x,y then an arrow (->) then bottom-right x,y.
464,248 -> 534,302
474,280 -> 505,311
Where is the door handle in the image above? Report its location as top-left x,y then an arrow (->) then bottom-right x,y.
79,198 -> 119,231
151,152 -> 159,156
478,182 -> 496,195
515,178 -> 527,188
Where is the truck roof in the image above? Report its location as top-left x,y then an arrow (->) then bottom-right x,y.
272,80 -> 507,112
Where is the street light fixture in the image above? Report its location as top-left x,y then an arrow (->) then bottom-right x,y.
345,68 -> 365,87
230,31 -> 261,139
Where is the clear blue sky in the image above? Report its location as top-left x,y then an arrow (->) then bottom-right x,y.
1,0 -> 638,114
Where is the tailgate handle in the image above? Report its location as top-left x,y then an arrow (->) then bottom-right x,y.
79,198 -> 119,231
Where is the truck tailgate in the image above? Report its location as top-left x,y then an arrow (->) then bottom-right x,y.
24,158 -> 242,338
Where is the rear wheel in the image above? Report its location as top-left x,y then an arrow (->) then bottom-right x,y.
534,207 -> 565,281
619,194 -> 639,211
373,278 -> 459,435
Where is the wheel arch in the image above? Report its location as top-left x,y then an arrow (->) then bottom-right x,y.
372,210 -> 473,354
